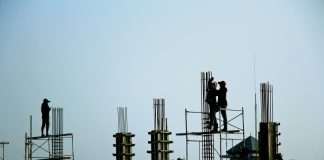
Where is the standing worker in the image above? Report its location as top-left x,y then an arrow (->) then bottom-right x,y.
217,81 -> 228,131
206,77 -> 218,132
41,98 -> 51,137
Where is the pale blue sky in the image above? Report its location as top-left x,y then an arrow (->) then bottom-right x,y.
1,0 -> 324,159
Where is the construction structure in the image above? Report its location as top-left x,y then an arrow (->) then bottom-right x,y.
0,141 -> 9,160
258,83 -> 282,160
226,136 -> 258,160
113,107 -> 135,160
176,72 -> 245,160
147,99 -> 173,160
25,108 -> 74,160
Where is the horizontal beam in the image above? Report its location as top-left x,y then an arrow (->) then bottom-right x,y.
0,141 -> 9,144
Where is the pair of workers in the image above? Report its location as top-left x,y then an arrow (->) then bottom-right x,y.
206,77 -> 228,132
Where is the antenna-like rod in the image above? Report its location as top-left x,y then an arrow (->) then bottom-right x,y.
254,52 -> 258,141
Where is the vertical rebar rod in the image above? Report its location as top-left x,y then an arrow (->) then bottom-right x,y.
163,99 -> 165,131
159,99 -> 161,130
25,133 -> 27,160
219,105 -> 222,159
153,100 -> 156,130
185,109 -> 188,160
166,118 -> 168,131
271,85 -> 273,122
126,107 -> 128,132
260,83 -> 263,122
29,115 -> 32,160
209,71 -> 213,160
242,107 -> 246,147
268,83 -> 270,122
61,108 -> 63,156
200,72 -> 203,160
122,108 -> 125,132
52,108 -> 54,156
121,107 -> 123,132
117,108 -> 118,133
72,134 -> 74,160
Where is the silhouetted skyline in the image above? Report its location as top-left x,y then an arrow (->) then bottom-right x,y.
1,0 -> 324,159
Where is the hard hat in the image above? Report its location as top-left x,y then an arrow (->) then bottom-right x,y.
43,98 -> 51,103
218,81 -> 226,86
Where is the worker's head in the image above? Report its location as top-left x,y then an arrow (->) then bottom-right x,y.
43,98 -> 51,103
218,81 -> 226,87
213,82 -> 217,88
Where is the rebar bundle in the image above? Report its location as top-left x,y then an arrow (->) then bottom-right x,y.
52,107 -> 63,158
260,82 -> 274,123
114,107 -> 135,160
201,72 -> 214,160
153,99 -> 167,131
117,107 -> 128,133
259,82 -> 282,160
148,99 -> 173,160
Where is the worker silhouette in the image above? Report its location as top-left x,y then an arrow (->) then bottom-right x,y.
41,98 -> 51,137
216,81 -> 228,131
206,77 -> 218,132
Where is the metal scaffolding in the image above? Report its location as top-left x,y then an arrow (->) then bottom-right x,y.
147,99 -> 173,160
113,107 -> 135,160
25,111 -> 74,160
0,141 -> 9,160
176,72 -> 245,160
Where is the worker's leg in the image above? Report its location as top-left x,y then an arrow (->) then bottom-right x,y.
207,103 -> 216,129
221,106 -> 227,131
41,119 -> 45,136
45,117 -> 49,136
209,103 -> 217,125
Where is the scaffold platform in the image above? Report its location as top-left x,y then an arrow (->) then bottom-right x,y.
176,130 -> 240,136
25,132 -> 74,160
27,133 -> 73,140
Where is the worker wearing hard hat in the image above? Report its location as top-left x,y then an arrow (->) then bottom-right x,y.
217,81 -> 228,131
41,98 -> 51,137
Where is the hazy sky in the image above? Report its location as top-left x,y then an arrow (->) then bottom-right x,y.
1,0 -> 324,159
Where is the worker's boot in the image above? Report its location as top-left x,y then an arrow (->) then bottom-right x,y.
221,123 -> 227,132
205,121 -> 212,129
212,123 -> 218,132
